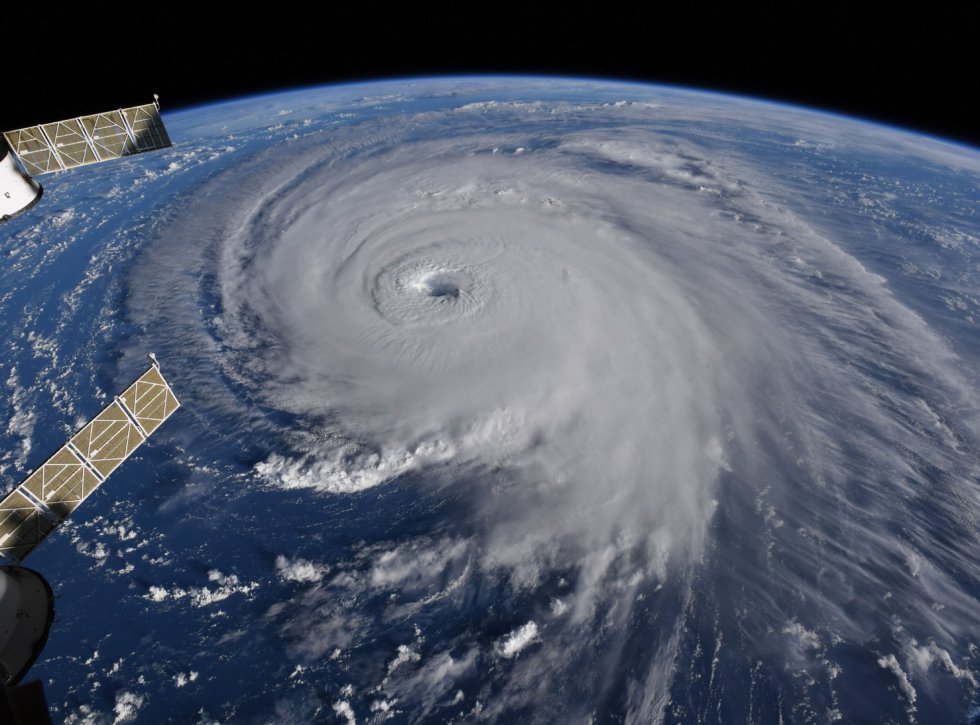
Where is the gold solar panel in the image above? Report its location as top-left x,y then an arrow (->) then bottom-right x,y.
3,100 -> 173,176
0,490 -> 58,563
2,126 -> 60,175
80,110 -> 132,159
20,445 -> 102,518
122,104 -> 172,151
69,401 -> 144,479
40,119 -> 98,168
119,365 -> 180,435
0,359 -> 179,563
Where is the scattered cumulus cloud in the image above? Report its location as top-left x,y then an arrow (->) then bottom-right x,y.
275,554 -> 330,583
495,621 -> 540,659
144,569 -> 258,607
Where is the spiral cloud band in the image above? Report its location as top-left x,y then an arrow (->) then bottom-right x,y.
106,82 -> 980,721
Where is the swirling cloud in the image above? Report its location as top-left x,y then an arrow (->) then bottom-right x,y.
119,82 -> 980,721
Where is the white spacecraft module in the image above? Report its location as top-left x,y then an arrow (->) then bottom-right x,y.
1,96 -> 173,221
0,145 -> 42,221
0,356 -> 179,684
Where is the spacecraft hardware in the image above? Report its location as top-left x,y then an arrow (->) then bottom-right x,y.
0,355 -> 180,685
1,96 -> 173,221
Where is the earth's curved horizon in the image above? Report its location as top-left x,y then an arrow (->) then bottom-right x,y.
181,75 -> 980,156
1,76 -> 978,723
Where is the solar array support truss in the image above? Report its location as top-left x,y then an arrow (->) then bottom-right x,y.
3,99 -> 173,177
0,358 -> 179,563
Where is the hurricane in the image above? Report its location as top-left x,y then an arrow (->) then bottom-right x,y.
2,78 -> 978,722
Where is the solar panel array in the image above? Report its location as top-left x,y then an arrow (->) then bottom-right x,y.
0,362 -> 179,562
3,102 -> 173,176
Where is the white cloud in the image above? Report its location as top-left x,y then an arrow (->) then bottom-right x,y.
332,699 -> 356,725
112,691 -> 145,723
369,538 -> 468,592
144,569 -> 258,607
174,671 -> 199,688
783,621 -> 820,651
384,649 -> 477,717
147,586 -> 168,602
495,621 -> 540,659
877,654 -> 916,713
907,640 -> 977,687
64,705 -> 101,725
387,644 -> 421,675
256,448 -> 417,494
271,587 -> 368,660
275,554 -> 330,583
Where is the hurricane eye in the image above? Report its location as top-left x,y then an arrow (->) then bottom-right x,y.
414,273 -> 461,298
